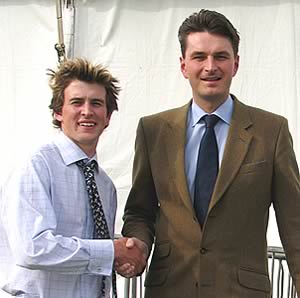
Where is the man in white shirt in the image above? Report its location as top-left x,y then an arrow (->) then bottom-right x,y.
1,58 -> 146,298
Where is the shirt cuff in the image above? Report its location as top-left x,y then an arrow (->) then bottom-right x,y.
85,239 -> 114,276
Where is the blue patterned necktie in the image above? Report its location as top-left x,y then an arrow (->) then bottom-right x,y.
77,159 -> 117,298
194,115 -> 220,227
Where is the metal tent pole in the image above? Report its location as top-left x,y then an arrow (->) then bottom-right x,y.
55,0 -> 66,63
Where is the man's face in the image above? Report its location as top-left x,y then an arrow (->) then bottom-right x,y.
55,80 -> 110,157
180,31 -> 239,109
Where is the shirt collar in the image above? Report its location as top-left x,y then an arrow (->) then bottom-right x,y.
191,95 -> 234,127
54,132 -> 98,166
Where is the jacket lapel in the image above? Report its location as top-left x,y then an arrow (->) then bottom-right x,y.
209,97 -> 253,211
162,98 -> 254,217
164,101 -> 195,213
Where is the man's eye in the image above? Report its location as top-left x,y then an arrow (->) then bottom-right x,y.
195,56 -> 205,60
92,101 -> 103,107
70,100 -> 82,105
216,55 -> 228,60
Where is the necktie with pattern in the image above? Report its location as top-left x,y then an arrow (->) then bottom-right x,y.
77,159 -> 117,298
194,114 -> 220,227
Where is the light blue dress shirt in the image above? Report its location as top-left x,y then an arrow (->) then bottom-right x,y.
185,96 -> 234,202
0,132 -> 117,298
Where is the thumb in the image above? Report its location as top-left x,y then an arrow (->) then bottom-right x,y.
125,237 -> 135,248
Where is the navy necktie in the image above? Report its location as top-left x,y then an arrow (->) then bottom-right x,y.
77,159 -> 117,298
194,115 -> 220,227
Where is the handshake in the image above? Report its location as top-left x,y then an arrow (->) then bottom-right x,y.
113,237 -> 148,278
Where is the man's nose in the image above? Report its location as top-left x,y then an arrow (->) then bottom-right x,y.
81,102 -> 93,116
205,57 -> 217,72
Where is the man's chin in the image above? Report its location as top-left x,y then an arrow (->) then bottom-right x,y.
202,94 -> 225,102
199,88 -> 228,100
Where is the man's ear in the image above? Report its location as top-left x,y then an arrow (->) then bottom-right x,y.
180,56 -> 188,79
54,112 -> 63,122
104,113 -> 112,129
233,55 -> 240,77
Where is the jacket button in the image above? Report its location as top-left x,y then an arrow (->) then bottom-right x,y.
200,248 -> 207,254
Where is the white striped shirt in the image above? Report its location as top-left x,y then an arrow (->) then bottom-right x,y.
0,132 -> 117,298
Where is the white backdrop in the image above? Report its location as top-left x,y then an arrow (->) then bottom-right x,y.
0,0 -> 299,295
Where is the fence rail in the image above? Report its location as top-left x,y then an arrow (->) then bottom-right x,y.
268,246 -> 297,298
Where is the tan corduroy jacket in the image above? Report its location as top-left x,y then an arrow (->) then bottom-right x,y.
122,96 -> 300,298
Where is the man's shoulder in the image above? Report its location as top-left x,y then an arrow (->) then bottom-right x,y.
1,141 -> 61,196
29,140 -> 60,163
141,101 -> 190,123
12,140 -> 62,178
244,102 -> 284,119
234,97 -> 287,124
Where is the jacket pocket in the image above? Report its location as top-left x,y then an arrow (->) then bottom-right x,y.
238,267 -> 271,292
144,241 -> 171,287
144,268 -> 170,287
239,160 -> 267,174
155,241 -> 170,256
149,241 -> 171,264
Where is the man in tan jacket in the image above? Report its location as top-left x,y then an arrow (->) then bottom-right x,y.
122,9 -> 300,298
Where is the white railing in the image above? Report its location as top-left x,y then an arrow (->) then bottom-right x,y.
268,246 -> 297,298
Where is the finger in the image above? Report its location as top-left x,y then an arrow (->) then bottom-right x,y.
116,264 -> 135,277
126,265 -> 135,273
131,237 -> 149,257
126,265 -> 135,277
115,263 -> 131,271
125,238 -> 135,248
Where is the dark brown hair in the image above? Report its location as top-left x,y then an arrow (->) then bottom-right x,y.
178,9 -> 240,57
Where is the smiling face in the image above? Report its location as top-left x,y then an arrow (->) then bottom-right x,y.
55,80 -> 110,157
180,31 -> 239,112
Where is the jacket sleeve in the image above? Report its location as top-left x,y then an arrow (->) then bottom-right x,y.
272,118 -> 300,293
122,118 -> 159,252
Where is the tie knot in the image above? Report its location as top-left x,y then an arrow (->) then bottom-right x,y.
202,114 -> 219,128
76,159 -> 97,171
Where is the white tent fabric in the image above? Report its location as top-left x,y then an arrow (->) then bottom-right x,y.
0,0 -> 299,296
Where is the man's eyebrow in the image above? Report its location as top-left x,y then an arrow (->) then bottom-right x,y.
70,97 -> 84,101
190,51 -> 206,57
91,98 -> 105,102
214,51 -> 231,56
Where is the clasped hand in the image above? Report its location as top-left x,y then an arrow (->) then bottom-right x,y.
114,237 -> 148,278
